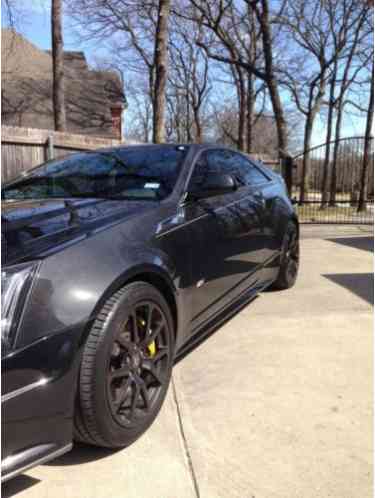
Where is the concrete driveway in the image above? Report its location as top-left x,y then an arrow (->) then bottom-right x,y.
3,226 -> 373,498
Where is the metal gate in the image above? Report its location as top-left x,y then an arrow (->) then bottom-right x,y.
292,136 -> 373,224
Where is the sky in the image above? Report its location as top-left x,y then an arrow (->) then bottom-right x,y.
2,0 -> 370,149
2,0 -> 91,57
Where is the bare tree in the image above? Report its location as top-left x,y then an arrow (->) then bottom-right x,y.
328,8 -> 371,206
279,0 -> 339,203
51,0 -> 66,130
358,62 -> 374,212
152,0 -> 171,143
250,0 -> 288,155
2,0 -> 15,29
317,0 -> 371,208
64,0 -> 373,196
1,0 -> 29,31
211,97 -> 279,156
126,80 -> 153,143
211,62 -> 266,151
67,0 -> 172,142
246,7 -> 258,153
167,17 -> 211,143
178,0 -> 289,157
229,64 -> 247,150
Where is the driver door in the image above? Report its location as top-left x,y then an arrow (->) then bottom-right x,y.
184,149 -> 267,329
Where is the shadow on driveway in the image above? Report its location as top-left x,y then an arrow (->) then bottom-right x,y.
323,273 -> 374,305
326,236 -> 374,253
1,445 -> 121,497
2,475 -> 40,498
45,443 -> 121,466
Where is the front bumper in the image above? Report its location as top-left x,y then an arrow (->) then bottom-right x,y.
2,326 -> 81,481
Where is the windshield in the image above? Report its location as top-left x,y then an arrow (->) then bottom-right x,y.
2,146 -> 189,202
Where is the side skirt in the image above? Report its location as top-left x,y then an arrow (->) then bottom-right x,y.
1,443 -> 73,483
174,278 -> 275,364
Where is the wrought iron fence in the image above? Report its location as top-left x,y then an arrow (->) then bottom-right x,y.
292,136 -> 373,224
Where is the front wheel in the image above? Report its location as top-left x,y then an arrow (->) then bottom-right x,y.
271,222 -> 300,290
74,282 -> 174,448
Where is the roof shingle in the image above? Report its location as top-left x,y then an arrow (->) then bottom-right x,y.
2,29 -> 126,138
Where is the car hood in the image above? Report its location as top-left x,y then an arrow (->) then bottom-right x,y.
2,197 -> 156,265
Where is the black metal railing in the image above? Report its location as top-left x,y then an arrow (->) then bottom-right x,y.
292,136 -> 373,224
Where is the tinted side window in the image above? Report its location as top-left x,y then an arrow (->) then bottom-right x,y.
244,165 -> 269,186
3,146 -> 188,201
189,151 -> 209,190
189,149 -> 269,190
230,153 -> 269,186
189,149 -> 235,190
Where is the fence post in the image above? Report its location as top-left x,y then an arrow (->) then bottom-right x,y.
281,154 -> 293,197
45,135 -> 55,161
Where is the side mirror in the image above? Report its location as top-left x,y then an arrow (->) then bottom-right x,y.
188,173 -> 237,200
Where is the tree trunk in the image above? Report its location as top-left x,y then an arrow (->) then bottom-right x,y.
142,103 -> 151,143
358,65 -> 374,212
329,32 -> 360,207
329,99 -> 344,206
320,64 -> 337,209
231,65 -> 246,151
175,99 -> 182,142
268,79 -> 288,155
299,114 -> 314,204
51,0 -> 66,131
256,0 -> 288,156
246,71 -> 255,153
299,77 -> 326,204
246,8 -> 256,153
237,70 -> 246,151
185,92 -> 193,142
152,0 -> 171,144
193,107 -> 203,143
320,102 -> 334,208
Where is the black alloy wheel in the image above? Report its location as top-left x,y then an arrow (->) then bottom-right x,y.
107,301 -> 170,427
271,222 -> 300,290
74,282 -> 174,448
284,227 -> 299,283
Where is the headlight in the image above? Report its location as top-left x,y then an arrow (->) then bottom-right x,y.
1,261 -> 39,351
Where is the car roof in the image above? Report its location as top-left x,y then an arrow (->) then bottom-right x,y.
91,143 -> 270,171
94,143 -> 197,154
91,143 -> 241,155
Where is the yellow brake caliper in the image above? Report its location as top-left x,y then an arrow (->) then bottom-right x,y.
138,318 -> 157,358
147,341 -> 156,358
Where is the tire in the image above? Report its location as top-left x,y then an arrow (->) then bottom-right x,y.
271,222 -> 300,290
74,281 -> 175,448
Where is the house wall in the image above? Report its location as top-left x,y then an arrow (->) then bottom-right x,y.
1,125 -> 123,182
2,30 -> 126,140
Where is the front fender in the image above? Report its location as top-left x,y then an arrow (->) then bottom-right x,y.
15,226 -> 179,350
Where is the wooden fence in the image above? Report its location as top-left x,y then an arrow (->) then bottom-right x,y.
1,126 -> 280,183
1,126 -> 122,183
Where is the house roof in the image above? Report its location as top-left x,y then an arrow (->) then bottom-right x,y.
2,29 -> 126,138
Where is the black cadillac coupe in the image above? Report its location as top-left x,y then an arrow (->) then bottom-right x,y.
1,144 -> 299,482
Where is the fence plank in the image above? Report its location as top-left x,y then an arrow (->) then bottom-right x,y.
1,125 -> 122,182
